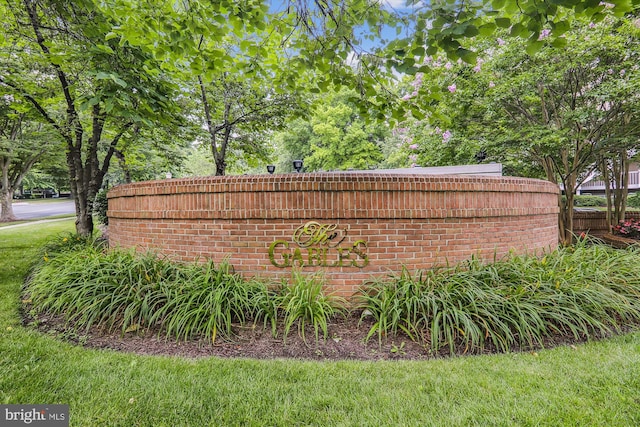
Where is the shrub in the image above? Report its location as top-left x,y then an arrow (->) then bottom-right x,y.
28,235 -> 640,354
573,195 -> 607,207
612,218 -> 640,240
627,192 -> 640,208
93,188 -> 109,225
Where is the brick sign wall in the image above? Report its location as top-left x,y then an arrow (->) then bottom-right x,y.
107,173 -> 559,297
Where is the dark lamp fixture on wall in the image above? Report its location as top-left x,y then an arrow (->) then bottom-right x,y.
293,160 -> 303,173
474,149 -> 487,163
266,165 -> 276,174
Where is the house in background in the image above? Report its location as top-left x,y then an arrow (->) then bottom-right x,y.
577,163 -> 640,195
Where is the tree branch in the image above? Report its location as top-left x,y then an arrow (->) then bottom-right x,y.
0,76 -> 64,136
23,0 -> 83,145
99,122 -> 133,179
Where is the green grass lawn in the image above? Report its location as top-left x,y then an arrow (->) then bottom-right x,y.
0,215 -> 76,228
2,220 -> 640,426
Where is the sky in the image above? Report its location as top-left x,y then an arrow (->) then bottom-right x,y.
265,0 -> 422,54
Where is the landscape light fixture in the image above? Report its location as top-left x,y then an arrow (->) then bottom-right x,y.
267,165 -> 276,174
474,149 -> 487,163
293,160 -> 303,173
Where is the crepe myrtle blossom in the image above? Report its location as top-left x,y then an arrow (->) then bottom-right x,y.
409,143 -> 418,150
497,37 -> 506,46
620,69 -> 626,76
392,127 -> 408,137
473,58 -> 484,73
589,22 -> 596,28
538,28 -> 551,40
447,84 -> 456,93
411,73 -> 424,89
409,154 -> 418,162
445,61 -> 453,70
401,88 -> 419,100
489,81 -> 496,88
442,130 -> 452,143
599,1 -> 615,8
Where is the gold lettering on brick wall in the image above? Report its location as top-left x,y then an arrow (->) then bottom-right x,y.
269,221 -> 369,268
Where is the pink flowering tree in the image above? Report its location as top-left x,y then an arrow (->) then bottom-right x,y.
395,15 -> 640,243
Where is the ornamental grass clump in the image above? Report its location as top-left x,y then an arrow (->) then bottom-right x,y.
358,240 -> 640,354
27,239 -> 271,342
29,244 -> 185,335
279,273 -> 347,343
26,237 -> 347,344
150,260 -> 267,342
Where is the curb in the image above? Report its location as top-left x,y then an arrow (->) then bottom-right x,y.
0,217 -> 74,231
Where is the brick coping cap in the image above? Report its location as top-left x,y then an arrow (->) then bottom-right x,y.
108,173 -> 559,198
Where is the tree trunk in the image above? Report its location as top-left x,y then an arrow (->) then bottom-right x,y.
75,200 -> 93,236
66,146 -> 96,236
559,171 -> 578,245
215,158 -> 226,176
558,193 -> 567,243
614,152 -> 629,224
562,191 -> 575,244
0,188 -> 17,222
601,158 -> 613,232
115,150 -> 132,183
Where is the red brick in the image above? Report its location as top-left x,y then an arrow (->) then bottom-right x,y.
108,173 -> 559,297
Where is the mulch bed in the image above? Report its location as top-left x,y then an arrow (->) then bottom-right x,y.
22,309 -> 634,361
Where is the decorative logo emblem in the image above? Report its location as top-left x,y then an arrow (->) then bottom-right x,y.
268,221 -> 368,268
292,222 -> 346,248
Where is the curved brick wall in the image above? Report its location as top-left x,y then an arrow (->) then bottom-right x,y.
107,173 -> 559,297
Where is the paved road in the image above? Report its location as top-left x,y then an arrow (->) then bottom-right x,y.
9,200 -> 75,220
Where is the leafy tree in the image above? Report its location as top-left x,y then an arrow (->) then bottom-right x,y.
0,96 -> 58,221
196,74 -> 300,175
101,122 -> 194,185
2,0 -> 635,234
400,0 -> 636,71
592,17 -> 640,229
272,118 -> 314,173
273,89 -> 388,172
91,0 -> 430,126
34,148 -> 69,195
183,144 -> 218,177
0,0 -> 179,236
489,18 -> 640,243
401,16 -> 640,243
